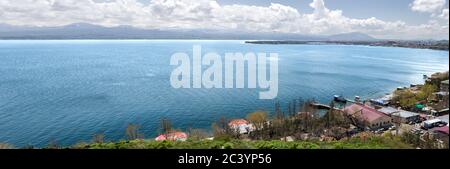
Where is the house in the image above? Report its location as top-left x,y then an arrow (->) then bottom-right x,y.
441,80 -> 449,92
422,119 -> 443,129
370,98 -> 390,107
432,126 -> 449,146
391,110 -> 420,124
378,107 -> 399,115
344,104 -> 392,130
155,131 -> 188,141
433,126 -> 449,135
228,119 -> 254,134
436,109 -> 449,117
436,114 -> 449,125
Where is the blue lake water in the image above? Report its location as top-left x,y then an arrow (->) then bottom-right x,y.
0,40 -> 448,147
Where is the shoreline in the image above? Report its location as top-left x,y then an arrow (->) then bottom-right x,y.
245,40 -> 450,51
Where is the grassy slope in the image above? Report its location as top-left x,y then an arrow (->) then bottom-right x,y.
73,135 -> 413,149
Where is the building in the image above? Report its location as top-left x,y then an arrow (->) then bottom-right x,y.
435,109 -> 449,117
155,131 -> 188,141
344,104 -> 392,130
378,107 -> 399,115
228,119 -> 254,134
370,97 -> 391,107
437,114 -> 449,125
433,126 -> 449,135
391,110 -> 420,124
432,126 -> 449,146
422,119 -> 443,129
441,80 -> 449,92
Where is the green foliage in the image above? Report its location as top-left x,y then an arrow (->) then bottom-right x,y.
416,84 -> 437,101
396,90 -> 418,109
75,134 -> 413,149
393,84 -> 438,110
246,111 -> 268,129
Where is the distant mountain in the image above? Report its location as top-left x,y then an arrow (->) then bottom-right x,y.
327,32 -> 377,41
0,23 -> 374,41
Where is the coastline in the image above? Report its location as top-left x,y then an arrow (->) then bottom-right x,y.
245,40 -> 450,51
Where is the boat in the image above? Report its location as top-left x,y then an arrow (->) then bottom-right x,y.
334,95 -> 347,102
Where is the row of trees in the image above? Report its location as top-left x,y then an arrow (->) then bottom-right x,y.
211,99 -> 354,141
392,84 -> 438,110
90,117 -> 175,144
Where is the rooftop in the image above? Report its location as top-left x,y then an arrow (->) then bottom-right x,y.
378,107 -> 399,115
437,114 -> 449,124
433,126 -> 449,135
228,119 -> 249,127
155,132 -> 188,141
345,104 -> 390,123
424,118 -> 442,124
391,110 -> 419,118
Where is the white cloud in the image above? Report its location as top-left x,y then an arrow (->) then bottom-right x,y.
0,0 -> 448,39
410,0 -> 446,13
440,8 -> 449,20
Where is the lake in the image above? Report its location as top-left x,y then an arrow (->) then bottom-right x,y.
0,40 -> 448,147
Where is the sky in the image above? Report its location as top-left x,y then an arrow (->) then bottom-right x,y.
0,0 -> 448,40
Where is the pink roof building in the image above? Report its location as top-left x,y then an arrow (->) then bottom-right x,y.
228,119 -> 254,134
433,126 -> 449,135
155,132 -> 188,141
344,104 -> 392,129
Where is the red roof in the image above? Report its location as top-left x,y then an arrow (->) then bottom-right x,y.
228,119 -> 249,127
155,132 -> 188,141
345,104 -> 389,123
155,134 -> 166,141
433,126 -> 449,135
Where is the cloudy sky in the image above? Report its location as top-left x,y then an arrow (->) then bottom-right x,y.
0,0 -> 448,39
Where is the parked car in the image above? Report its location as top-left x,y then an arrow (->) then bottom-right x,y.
389,126 -> 396,130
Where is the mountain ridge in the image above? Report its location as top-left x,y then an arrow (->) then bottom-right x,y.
0,23 -> 378,41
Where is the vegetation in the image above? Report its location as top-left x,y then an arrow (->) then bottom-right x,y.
73,134 -> 412,149
0,143 -> 14,149
392,84 -> 438,110
125,124 -> 144,140
401,131 -> 448,149
246,40 -> 450,51
427,71 -> 449,87
92,133 -> 105,144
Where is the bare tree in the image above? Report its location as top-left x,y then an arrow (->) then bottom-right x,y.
126,124 -> 143,140
189,128 -> 209,141
92,133 -> 105,144
0,143 -> 14,149
160,118 -> 172,135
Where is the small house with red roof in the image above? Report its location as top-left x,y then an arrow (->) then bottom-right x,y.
155,131 -> 188,141
344,104 -> 393,130
228,119 -> 254,134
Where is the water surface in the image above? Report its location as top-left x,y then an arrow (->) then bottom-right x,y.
0,40 -> 448,147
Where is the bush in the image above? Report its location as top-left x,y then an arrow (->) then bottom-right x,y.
0,143 -> 14,149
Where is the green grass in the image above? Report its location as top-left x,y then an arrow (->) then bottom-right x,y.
73,135 -> 413,149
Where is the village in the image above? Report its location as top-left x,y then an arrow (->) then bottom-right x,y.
150,71 -> 449,149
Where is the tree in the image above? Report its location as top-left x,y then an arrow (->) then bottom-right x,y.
246,111 -> 268,130
417,84 -> 437,102
274,101 -> 283,119
396,90 -> 417,109
211,117 -> 234,140
126,124 -> 143,140
160,118 -> 172,135
189,128 -> 209,141
246,111 -> 268,139
47,139 -> 60,149
0,143 -> 14,149
92,133 -> 105,144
